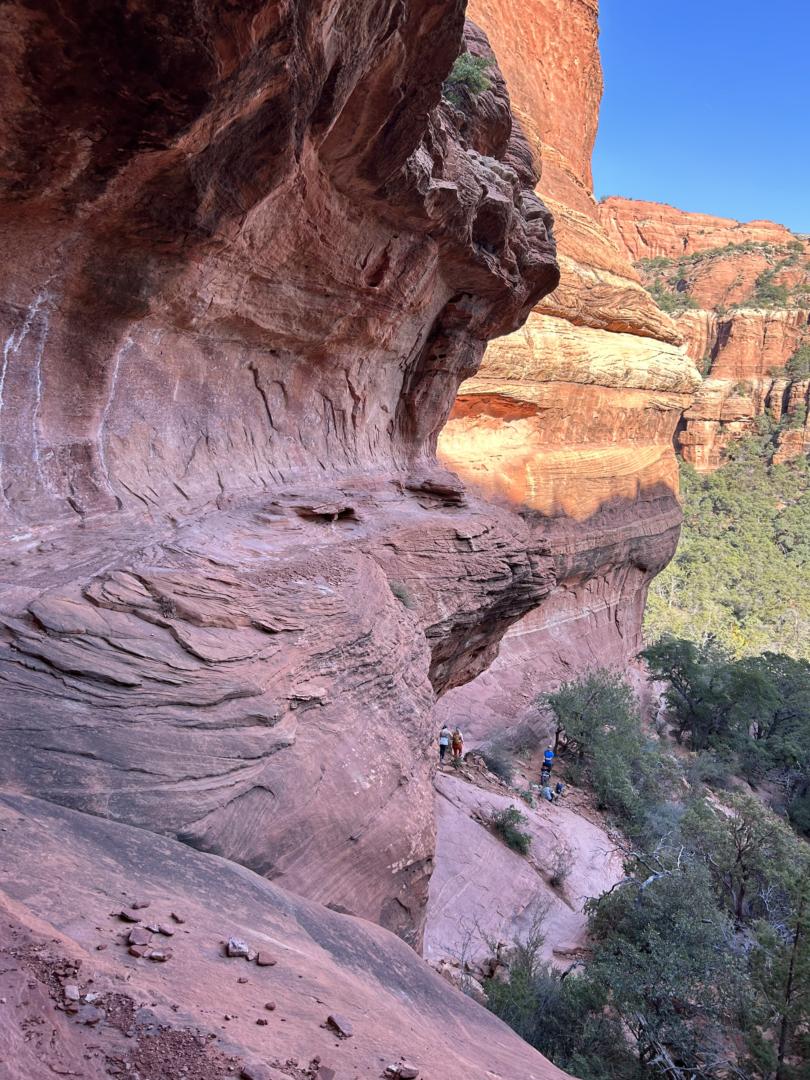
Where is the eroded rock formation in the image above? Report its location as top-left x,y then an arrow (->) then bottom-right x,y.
601,198 -> 810,470
0,0 -> 560,949
0,791 -> 574,1080
435,0 -> 700,741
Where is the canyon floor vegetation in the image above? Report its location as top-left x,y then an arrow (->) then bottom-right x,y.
645,429 -> 810,660
486,667 -> 810,1080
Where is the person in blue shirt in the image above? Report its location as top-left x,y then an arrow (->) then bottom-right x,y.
543,746 -> 555,771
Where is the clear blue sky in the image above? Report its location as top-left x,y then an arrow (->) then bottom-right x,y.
592,0 -> 810,234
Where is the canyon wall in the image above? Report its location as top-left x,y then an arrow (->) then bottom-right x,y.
601,198 -> 810,470
435,0 -> 700,741
0,0 -> 561,948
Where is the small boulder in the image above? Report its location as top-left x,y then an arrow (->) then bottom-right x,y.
128,927 -> 151,947
326,1013 -> 353,1038
226,937 -> 251,958
264,1001 -> 276,1011
116,910 -> 141,923
63,985 -> 81,1003
148,949 -> 172,962
256,952 -> 276,967
170,912 -> 186,924
75,1004 -> 105,1025
241,1065 -> 273,1080
158,925 -> 175,937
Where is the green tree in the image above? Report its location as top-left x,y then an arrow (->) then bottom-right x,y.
541,671 -> 676,836
681,793 -> 794,925
442,52 -> 492,105
586,855 -> 745,1076
749,857 -> 810,1080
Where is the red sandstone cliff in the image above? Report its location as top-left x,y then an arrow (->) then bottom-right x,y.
0,3 -> 577,1075
601,198 -> 810,469
0,0 -> 559,951
435,0 -> 699,742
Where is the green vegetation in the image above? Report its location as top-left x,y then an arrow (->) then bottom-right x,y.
787,344 -> 810,380
637,239 -> 810,312
388,580 -> 415,609
541,671 -> 677,842
647,280 -> 699,314
442,52 -> 492,106
645,432 -> 810,659
489,805 -> 532,854
752,265 -> 790,307
488,668 -> 810,1080
641,636 -> 810,833
480,744 -> 514,784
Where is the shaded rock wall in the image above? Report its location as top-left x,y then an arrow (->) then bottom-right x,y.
0,0 -> 559,944
436,0 -> 699,742
602,198 -> 810,471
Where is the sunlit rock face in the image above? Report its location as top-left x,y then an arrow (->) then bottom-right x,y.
436,0 -> 699,742
601,198 -> 810,472
0,0 -> 560,945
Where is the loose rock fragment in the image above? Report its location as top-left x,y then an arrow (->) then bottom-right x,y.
75,1004 -> 105,1025
128,927 -> 151,947
240,1066 -> 272,1080
63,985 -> 81,1002
256,952 -> 276,967
227,937 -> 251,958
326,1013 -> 353,1038
157,924 -> 175,936
264,1002 -> 276,1011
256,1017 -> 268,1026
116,910 -> 141,923
170,912 -> 186,924
131,900 -> 150,910
128,945 -> 148,958
149,949 -> 172,962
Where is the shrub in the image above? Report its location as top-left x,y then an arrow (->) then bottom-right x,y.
389,580 -> 415,609
787,343 -> 810,380
480,745 -> 514,784
490,805 -> 532,854
442,52 -> 492,106
549,839 -> 574,888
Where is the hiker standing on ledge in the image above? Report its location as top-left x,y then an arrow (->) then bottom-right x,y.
451,726 -> 464,761
439,725 -> 451,763
543,746 -> 555,773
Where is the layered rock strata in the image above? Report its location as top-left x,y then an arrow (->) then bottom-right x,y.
0,792 -> 573,1080
435,0 -> 700,741
0,0 -> 559,947
601,198 -> 810,470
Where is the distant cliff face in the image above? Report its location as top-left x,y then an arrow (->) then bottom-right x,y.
435,0 -> 700,740
0,0 -> 559,945
601,198 -> 810,470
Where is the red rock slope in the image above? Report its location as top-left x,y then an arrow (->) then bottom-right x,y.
436,0 -> 700,740
0,792 -> 572,1080
0,0 -> 559,948
601,198 -> 810,470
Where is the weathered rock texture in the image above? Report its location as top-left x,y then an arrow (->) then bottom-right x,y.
601,198 -> 810,470
435,0 -> 699,740
0,792 -> 573,1080
425,771 -> 623,972
599,197 -> 798,261
0,0 -> 559,948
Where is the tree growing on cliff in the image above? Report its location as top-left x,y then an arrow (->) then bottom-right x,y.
442,52 -> 492,106
540,671 -> 677,839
